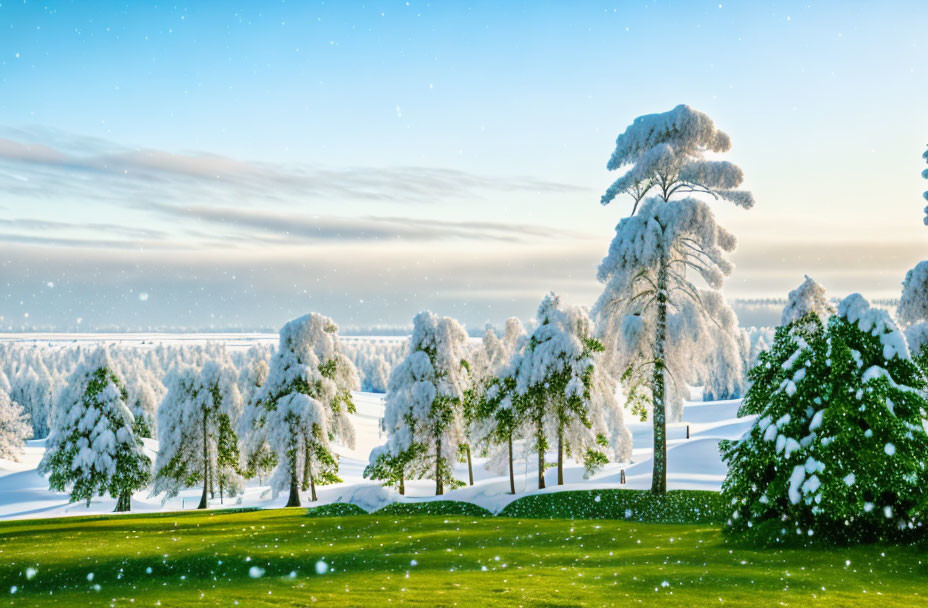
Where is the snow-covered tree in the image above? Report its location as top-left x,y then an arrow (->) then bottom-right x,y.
462,319 -> 527,490
0,390 -> 31,461
11,364 -> 54,439
39,349 -> 151,512
897,261 -> 928,372
237,348 -> 276,483
462,318 -> 526,485
506,293 -> 630,489
241,313 -> 359,506
367,311 -> 470,496
722,294 -> 928,544
922,144 -> 928,226
117,358 -> 162,439
596,104 -> 753,493
781,275 -> 834,327
152,360 -> 243,509
897,261 -> 928,328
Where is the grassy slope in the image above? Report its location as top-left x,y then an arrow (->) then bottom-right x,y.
1,508 -> 927,607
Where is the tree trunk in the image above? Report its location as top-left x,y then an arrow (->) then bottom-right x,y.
286,448 -> 301,507
435,437 -> 443,495
208,441 -> 215,499
114,492 -> 131,512
465,444 -> 474,486
197,413 -> 209,510
651,252 -> 669,495
537,415 -> 546,490
308,448 -> 317,502
399,471 -> 405,496
302,442 -> 311,491
508,432 -> 516,495
557,424 -> 564,486
219,475 -> 224,505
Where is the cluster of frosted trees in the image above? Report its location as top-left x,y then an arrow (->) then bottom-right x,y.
365,297 -> 633,496
341,338 -> 405,393
34,314 -> 360,511
0,338 -> 398,461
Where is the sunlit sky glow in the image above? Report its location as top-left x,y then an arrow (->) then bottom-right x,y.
0,1 -> 926,331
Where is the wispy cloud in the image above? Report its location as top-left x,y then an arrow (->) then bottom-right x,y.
146,203 -> 576,244
0,126 -> 586,208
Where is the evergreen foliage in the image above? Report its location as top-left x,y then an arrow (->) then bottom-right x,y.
39,349 -> 151,512
151,360 -> 243,509
722,295 -> 928,544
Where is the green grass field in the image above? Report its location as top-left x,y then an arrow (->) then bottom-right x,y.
1,505 -> 927,607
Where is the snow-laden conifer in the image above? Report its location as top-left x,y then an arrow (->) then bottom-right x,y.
781,275 -> 834,327
152,359 -> 243,509
0,390 -> 31,461
464,318 -> 527,491
722,294 -> 928,544
241,313 -> 359,506
117,357 -> 162,439
596,104 -> 752,493
897,261 -> 928,328
39,349 -> 151,512
237,347 -> 277,483
507,293 -> 631,489
366,311 -> 470,496
462,318 -> 526,486
10,363 -> 54,438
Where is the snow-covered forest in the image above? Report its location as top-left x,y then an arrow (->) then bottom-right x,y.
2,108 -> 926,538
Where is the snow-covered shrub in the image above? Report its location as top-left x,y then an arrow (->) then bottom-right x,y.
241,313 -> 359,506
39,349 -> 151,512
151,359 -> 243,508
366,311 -> 470,496
0,390 -> 31,461
722,294 -> 928,544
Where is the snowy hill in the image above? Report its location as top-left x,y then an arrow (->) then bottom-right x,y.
0,392 -> 753,520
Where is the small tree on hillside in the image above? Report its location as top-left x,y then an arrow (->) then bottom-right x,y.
463,318 -> 526,486
241,313 -> 359,506
477,375 -> 523,494
722,294 -> 928,544
152,360 -> 243,509
596,104 -> 753,494
508,293 -> 630,489
39,349 -> 151,512
0,390 -> 32,461
367,311 -> 470,496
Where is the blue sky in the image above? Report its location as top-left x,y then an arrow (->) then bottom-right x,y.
0,1 -> 926,331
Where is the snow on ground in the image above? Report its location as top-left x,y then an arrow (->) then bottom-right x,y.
0,392 -> 754,520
